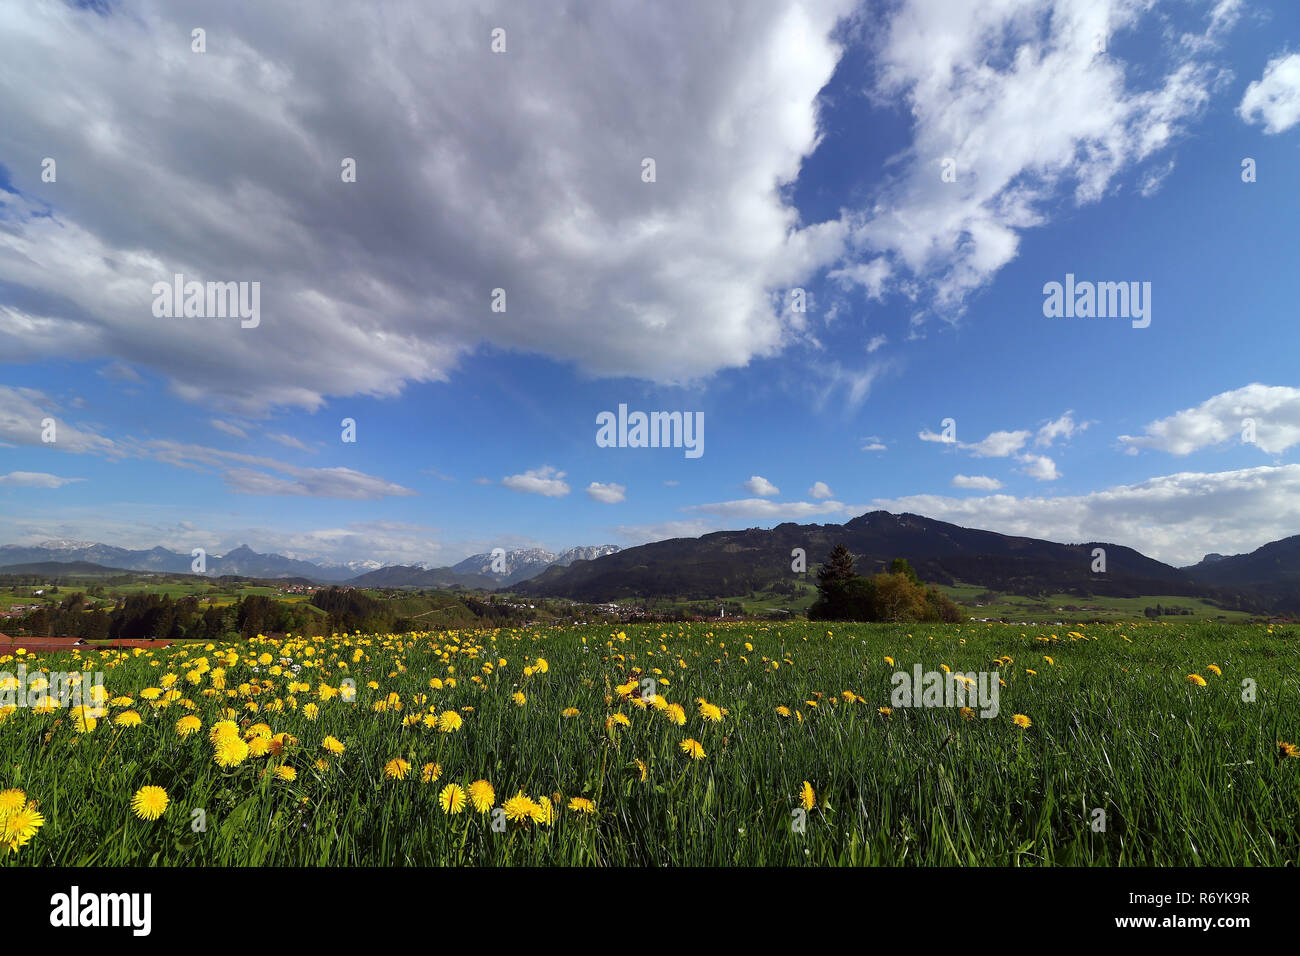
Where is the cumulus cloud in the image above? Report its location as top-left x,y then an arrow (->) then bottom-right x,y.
1119,384 -> 1300,456
586,481 -> 626,504
1239,52 -> 1300,134
951,474 -> 1002,490
835,0 -> 1218,316
683,498 -> 846,520
502,466 -> 570,498
918,428 -> 955,444
871,464 -> 1300,566
743,475 -> 780,497
922,425 -> 1029,458
809,480 -> 834,499
0,471 -> 85,488
965,430 -> 1032,458
1035,410 -> 1084,447
0,0 -> 856,414
1017,454 -> 1061,481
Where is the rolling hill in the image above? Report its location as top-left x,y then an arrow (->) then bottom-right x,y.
517,511 -> 1287,613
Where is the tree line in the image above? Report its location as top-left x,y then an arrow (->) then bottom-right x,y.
808,546 -> 963,623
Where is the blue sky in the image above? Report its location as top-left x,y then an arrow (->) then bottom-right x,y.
2,0 -> 1299,569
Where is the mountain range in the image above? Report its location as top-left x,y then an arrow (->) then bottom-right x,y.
3,515 -> 1297,614
0,542 -> 620,588
516,511 -> 1299,614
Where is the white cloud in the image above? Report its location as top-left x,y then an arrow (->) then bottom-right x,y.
1035,410 -> 1084,447
586,481 -> 626,504
870,464 -> 1300,566
922,425 -> 1031,458
835,0 -> 1217,316
1119,384 -> 1300,456
809,480 -> 834,499
951,474 -> 1002,491
0,0 -> 856,413
1138,159 -> 1176,197
861,441 -> 887,452
502,466 -> 570,498
1017,454 -> 1061,481
612,518 -> 723,546
266,432 -> 311,452
865,334 -> 887,353
141,440 -> 415,499
0,386 -> 120,456
683,498 -> 846,520
743,475 -> 780,497
211,419 -> 249,439
1239,53 -> 1300,134
965,430 -> 1031,458
0,471 -> 85,488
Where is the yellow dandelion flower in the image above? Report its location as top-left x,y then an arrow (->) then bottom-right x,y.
321,735 -> 345,755
0,790 -> 26,815
568,796 -> 596,814
799,781 -> 815,811
214,735 -> 250,768
503,792 -> 540,823
439,783 -> 467,814
383,758 -> 410,780
679,738 -> 705,760
467,779 -> 495,813
1,803 -> 44,853
130,785 -> 169,821
1011,714 -> 1032,729
209,720 -> 240,743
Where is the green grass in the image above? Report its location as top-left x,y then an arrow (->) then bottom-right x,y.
1,619 -> 1297,866
935,584 -> 1253,622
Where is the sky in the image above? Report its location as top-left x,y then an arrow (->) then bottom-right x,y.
1,0 -> 1299,570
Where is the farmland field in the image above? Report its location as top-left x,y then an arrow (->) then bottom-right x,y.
2,620 -> 1298,866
